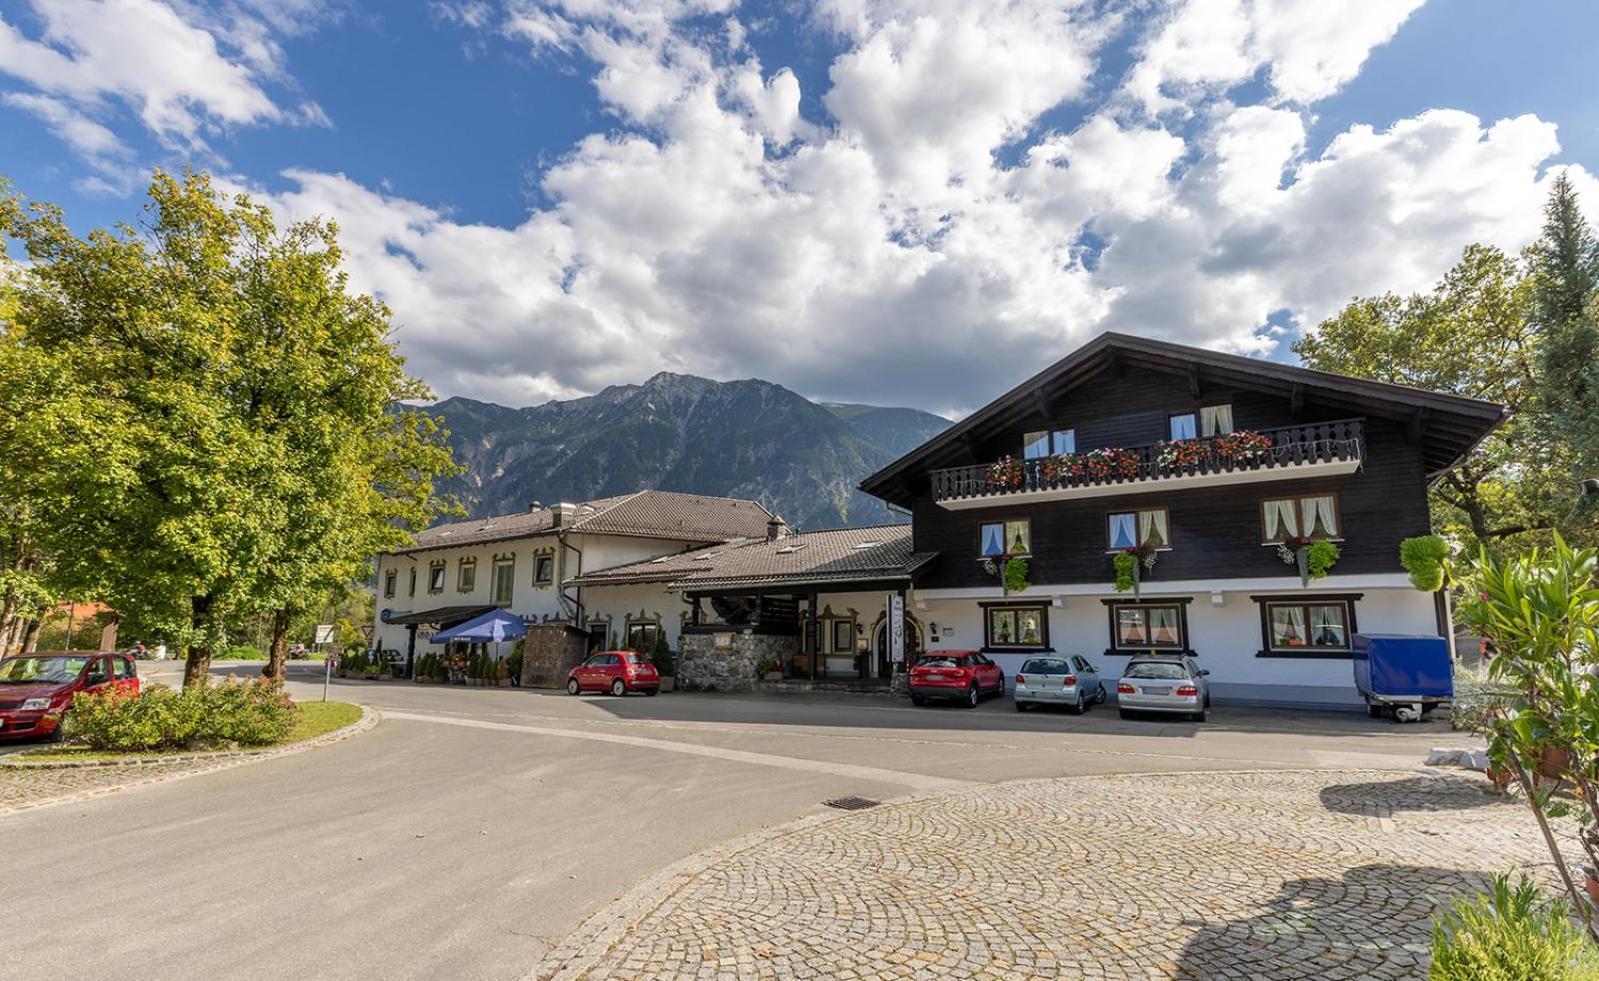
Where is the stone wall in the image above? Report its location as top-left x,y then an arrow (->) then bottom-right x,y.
678,630 -> 798,692
521,624 -> 590,689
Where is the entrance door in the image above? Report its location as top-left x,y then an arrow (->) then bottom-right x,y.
874,619 -> 921,678
587,623 -> 608,653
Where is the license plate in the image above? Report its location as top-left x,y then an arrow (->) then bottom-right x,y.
1142,687 -> 1170,695
927,672 -> 945,680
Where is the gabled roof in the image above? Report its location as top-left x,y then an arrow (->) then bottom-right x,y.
567,524 -> 937,592
859,331 -> 1508,506
392,490 -> 774,556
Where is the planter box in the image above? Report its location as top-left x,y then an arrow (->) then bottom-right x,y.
659,677 -> 675,692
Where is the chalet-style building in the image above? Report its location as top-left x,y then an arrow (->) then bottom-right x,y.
852,332 -> 1503,706
372,333 -> 1503,709
369,491 -> 774,672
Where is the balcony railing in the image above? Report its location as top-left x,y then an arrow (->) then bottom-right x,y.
931,419 -> 1365,507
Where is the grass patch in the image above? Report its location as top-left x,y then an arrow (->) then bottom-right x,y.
13,700 -> 361,763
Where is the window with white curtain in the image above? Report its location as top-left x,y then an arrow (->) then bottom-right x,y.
1169,413 -> 1197,440
1199,404 -> 1234,436
1108,508 -> 1171,550
1112,604 -> 1185,650
1266,601 -> 1351,651
1260,493 -> 1341,543
979,520 -> 1030,557
1023,429 -> 1075,459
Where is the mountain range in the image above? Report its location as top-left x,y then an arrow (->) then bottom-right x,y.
425,373 -> 951,530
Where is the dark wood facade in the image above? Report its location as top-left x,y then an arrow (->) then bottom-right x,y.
907,364 -> 1434,589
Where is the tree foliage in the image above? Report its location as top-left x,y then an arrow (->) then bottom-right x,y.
0,171 -> 457,686
1531,172 -> 1599,500
1295,243 -> 1582,550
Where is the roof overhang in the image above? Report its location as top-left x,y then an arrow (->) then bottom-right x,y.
858,332 -> 1507,508
381,604 -> 498,626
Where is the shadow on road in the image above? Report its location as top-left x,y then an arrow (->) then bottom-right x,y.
1317,775 -> 1500,816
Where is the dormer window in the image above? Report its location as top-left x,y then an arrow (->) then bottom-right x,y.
1023,429 -> 1075,459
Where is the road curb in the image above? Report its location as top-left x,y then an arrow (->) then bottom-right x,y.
520,764 -> 1455,981
0,705 -> 379,816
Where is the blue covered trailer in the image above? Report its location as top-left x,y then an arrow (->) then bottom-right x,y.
1352,634 -> 1452,722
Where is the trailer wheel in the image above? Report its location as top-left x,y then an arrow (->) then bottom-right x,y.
1366,702 -> 1384,719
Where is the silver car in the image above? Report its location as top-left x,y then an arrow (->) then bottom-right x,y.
1116,655 -> 1211,722
1013,655 -> 1105,713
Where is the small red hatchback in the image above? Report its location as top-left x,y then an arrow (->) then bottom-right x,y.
908,650 -> 1005,708
567,650 -> 660,696
0,651 -> 141,740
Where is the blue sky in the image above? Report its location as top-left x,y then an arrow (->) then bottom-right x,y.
2,1 -> 1595,413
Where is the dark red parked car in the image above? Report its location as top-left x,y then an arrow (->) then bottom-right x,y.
908,650 -> 1005,708
0,651 -> 140,740
567,650 -> 660,696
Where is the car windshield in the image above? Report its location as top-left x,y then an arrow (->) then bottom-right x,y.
919,657 -> 962,667
0,656 -> 89,684
1021,658 -> 1071,674
1126,662 -> 1188,681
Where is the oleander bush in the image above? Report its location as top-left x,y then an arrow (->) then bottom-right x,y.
65,679 -> 298,751
1430,875 -> 1599,980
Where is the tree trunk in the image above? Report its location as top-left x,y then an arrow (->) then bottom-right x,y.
263,607 -> 290,681
182,595 -> 215,690
20,618 -> 41,653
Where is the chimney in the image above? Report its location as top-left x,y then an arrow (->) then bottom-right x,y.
528,500 -> 543,512
766,515 -> 788,542
552,502 -> 577,528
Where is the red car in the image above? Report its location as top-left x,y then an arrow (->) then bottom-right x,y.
567,650 -> 660,696
908,650 -> 1005,708
0,651 -> 141,740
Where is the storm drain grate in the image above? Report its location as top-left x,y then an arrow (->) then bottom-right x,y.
823,795 -> 882,811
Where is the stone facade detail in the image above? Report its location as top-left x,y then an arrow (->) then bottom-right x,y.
520,623 -> 590,689
678,631 -> 798,692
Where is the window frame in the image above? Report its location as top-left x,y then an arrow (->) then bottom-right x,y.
1023,428 -> 1075,459
383,569 -> 397,599
978,518 -> 1031,558
1168,412 -> 1197,440
624,620 -> 661,653
980,602 -> 1051,652
830,618 -> 855,654
457,557 -> 477,593
1251,593 -> 1362,658
408,567 -> 416,597
1199,403 -> 1234,437
1259,493 -> 1344,544
1105,507 -> 1172,552
1101,598 -> 1194,655
427,561 -> 446,594
491,557 -> 515,607
533,554 -> 555,586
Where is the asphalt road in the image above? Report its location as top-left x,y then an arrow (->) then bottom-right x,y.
2,663 -> 1462,981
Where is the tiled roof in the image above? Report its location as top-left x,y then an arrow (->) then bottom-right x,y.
393,490 -> 774,555
567,524 -> 937,591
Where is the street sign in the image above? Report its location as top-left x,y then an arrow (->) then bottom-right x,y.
360,625 -> 374,639
314,624 -> 335,645
888,593 -> 905,663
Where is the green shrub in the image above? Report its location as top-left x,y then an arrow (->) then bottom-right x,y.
1304,539 -> 1341,580
1003,556 -> 1030,593
1401,535 -> 1449,591
650,630 -> 674,677
1113,552 -> 1137,592
222,645 -> 267,661
65,679 -> 298,751
507,649 -> 524,683
1431,874 -> 1599,979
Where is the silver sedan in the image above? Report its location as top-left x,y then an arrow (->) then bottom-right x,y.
1116,656 -> 1210,722
1013,655 -> 1105,713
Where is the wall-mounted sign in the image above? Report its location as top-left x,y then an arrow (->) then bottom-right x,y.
888,593 -> 905,663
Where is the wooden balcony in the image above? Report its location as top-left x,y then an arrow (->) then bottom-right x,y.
931,419 -> 1365,509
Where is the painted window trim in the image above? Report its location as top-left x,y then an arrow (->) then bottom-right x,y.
427,561 -> 446,594
1100,597 -> 1195,655
1258,492 -> 1345,545
457,557 -> 477,593
1104,506 -> 1173,553
491,556 -> 516,607
533,554 -> 555,586
383,569 -> 397,599
980,601 -> 1051,651
1250,592 -> 1363,658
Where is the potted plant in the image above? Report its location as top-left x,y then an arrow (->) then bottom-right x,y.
1212,430 -> 1272,466
1002,556 -> 1029,594
1112,546 -> 1158,597
986,455 -> 1025,490
496,658 -> 512,687
1278,537 -> 1340,587
507,648 -> 524,687
1154,438 -> 1208,472
757,657 -> 781,682
1400,535 -> 1449,591
650,631 -> 675,692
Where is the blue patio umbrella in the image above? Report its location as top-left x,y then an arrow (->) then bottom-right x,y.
429,609 -> 527,645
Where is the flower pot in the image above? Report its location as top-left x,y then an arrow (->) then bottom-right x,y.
1486,764 -> 1514,793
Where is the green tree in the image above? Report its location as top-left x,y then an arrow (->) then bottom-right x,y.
1295,244 -> 1573,549
1530,173 -> 1599,499
0,171 -> 456,688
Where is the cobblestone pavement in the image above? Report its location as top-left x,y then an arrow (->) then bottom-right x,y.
537,769 -> 1547,980
0,756 -> 238,813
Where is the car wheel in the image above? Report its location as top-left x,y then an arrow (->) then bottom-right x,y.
566,678 -> 581,696
644,688 -> 659,697
910,694 -> 925,706
1096,683 -> 1108,704
965,684 -> 979,709
1192,709 -> 1208,723
611,679 -> 627,697
1118,709 -> 1133,720
1068,690 -> 1085,715
1015,699 -> 1028,712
